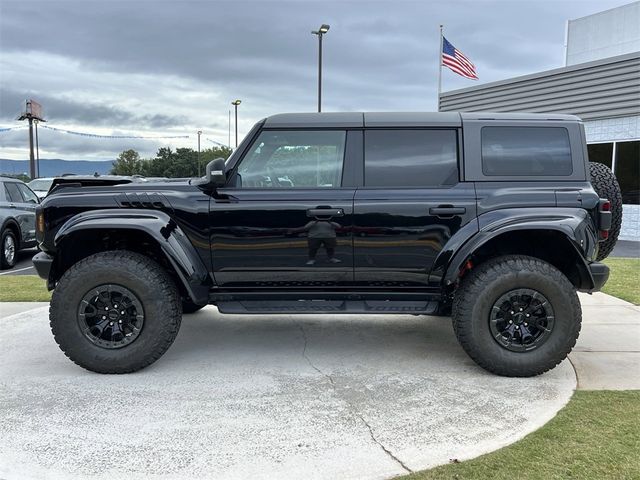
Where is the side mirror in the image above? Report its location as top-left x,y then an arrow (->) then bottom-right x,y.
206,158 -> 227,187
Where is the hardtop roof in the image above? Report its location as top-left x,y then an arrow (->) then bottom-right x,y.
263,111 -> 580,128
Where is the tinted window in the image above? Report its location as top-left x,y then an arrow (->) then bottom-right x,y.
17,183 -> 38,204
615,141 -> 639,205
587,143 -> 613,169
238,130 -> 346,188
482,127 -> 572,176
364,130 -> 458,187
4,182 -> 24,203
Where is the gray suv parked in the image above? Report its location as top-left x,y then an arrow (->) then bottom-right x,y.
0,177 -> 39,269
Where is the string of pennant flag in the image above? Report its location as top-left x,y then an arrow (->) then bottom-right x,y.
39,124 -> 191,139
0,126 -> 28,132
0,124 -> 229,146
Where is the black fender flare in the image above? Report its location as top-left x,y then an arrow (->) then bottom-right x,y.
435,208 -> 598,290
54,209 -> 211,304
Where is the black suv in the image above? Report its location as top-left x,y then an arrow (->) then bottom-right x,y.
33,112 -> 622,377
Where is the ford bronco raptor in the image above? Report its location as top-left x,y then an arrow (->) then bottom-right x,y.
33,112 -> 622,377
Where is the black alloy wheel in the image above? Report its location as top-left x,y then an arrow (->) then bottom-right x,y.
78,284 -> 144,349
489,288 -> 555,352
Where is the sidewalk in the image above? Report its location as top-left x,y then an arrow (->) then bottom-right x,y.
572,292 -> 640,390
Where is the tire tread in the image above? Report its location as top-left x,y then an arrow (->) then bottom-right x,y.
452,255 -> 581,377
50,250 -> 181,374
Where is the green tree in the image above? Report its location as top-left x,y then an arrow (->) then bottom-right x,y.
2,173 -> 31,182
111,149 -> 142,175
110,145 -> 233,179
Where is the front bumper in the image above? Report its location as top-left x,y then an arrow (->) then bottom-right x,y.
32,251 -> 53,281
588,262 -> 609,292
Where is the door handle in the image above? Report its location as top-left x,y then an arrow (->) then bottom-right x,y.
429,206 -> 466,217
307,208 -> 344,217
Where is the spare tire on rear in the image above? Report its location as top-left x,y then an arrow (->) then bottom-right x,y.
589,162 -> 622,261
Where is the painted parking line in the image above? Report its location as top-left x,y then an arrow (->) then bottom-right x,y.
0,266 -> 36,276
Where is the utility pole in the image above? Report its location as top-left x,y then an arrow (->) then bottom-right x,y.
197,130 -> 202,176
35,120 -> 40,178
228,110 -> 231,148
231,100 -> 241,148
311,24 -> 330,112
18,100 -> 45,179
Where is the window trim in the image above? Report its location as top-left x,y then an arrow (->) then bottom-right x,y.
361,127 -> 460,189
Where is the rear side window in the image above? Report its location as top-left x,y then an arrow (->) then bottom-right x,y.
481,127 -> 572,176
4,182 -> 24,203
364,129 -> 458,187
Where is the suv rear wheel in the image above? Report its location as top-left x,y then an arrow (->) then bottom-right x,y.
1,228 -> 17,269
452,255 -> 581,377
50,250 -> 182,373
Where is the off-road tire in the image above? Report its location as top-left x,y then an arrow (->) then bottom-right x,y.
589,162 -> 622,260
50,250 -> 182,373
1,228 -> 18,269
452,255 -> 581,377
182,300 -> 206,314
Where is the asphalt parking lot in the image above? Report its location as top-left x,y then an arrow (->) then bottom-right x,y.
0,248 -> 38,276
0,306 -> 576,480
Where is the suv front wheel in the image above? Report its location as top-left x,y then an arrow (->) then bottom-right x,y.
50,250 -> 182,373
452,255 -> 581,377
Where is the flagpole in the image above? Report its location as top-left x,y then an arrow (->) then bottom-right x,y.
437,24 -> 443,111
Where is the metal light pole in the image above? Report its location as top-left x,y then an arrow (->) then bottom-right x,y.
197,130 -> 202,176
228,109 -> 231,148
311,24 -> 330,112
231,99 -> 241,148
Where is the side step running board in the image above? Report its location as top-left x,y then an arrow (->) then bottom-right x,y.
216,299 -> 439,315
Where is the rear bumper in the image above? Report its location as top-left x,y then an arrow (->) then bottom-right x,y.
32,251 -> 53,281
588,262 -> 609,292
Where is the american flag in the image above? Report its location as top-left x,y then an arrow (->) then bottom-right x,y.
442,36 -> 478,80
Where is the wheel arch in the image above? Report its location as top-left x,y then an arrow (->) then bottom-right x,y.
441,208 -> 598,292
1,218 -> 22,250
51,209 -> 211,304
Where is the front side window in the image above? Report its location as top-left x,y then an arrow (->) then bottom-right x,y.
364,129 -> 458,187
482,127 -> 572,176
237,130 -> 346,188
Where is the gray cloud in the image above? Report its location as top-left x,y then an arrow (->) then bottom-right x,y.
0,0 -> 631,160
0,89 -> 187,128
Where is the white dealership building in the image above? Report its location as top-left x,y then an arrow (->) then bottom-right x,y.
440,2 -> 640,240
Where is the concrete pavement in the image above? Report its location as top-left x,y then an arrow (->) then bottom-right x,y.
0,292 -> 637,480
0,304 -> 575,480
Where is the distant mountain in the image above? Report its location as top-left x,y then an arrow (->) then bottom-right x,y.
0,159 -> 113,178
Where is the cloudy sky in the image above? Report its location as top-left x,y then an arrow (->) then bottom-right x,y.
0,0 -> 631,161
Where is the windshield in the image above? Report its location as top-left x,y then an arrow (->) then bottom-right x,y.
28,178 -> 54,191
